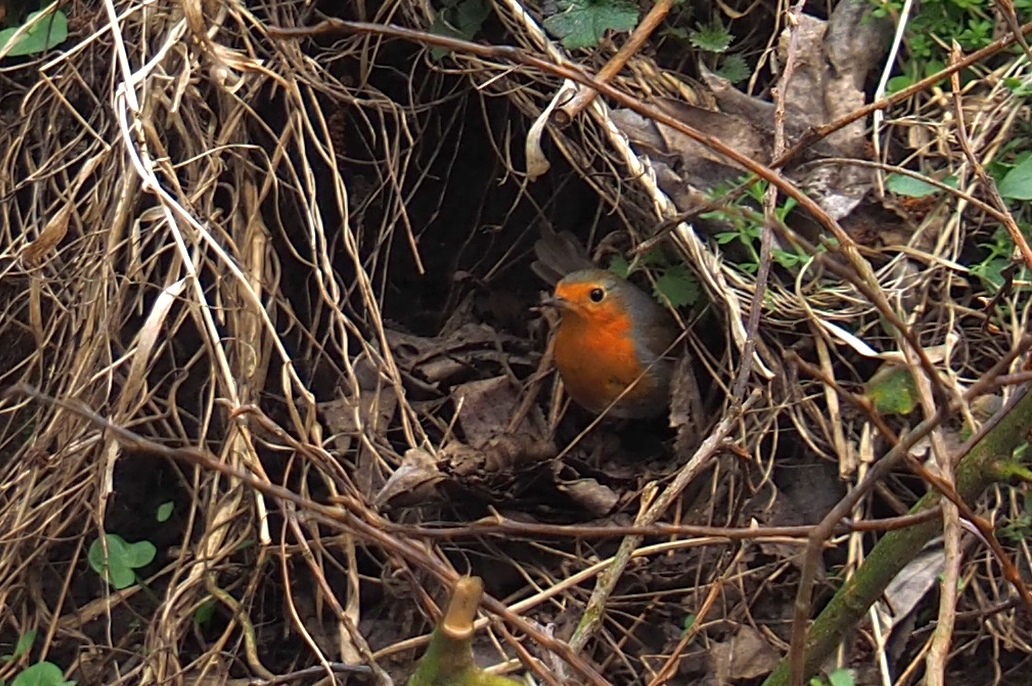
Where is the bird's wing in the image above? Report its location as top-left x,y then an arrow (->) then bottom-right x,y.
531,225 -> 596,285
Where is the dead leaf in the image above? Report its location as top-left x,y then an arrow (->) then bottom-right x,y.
609,105 -> 762,198
526,86 -> 573,179
756,462 -> 844,571
453,375 -> 547,449
386,322 -> 532,388
374,448 -> 445,510
879,543 -> 944,634
669,354 -> 705,455
710,625 -> 780,684
612,4 -> 893,227
555,477 -> 619,516
320,370 -> 399,500
22,202 -> 72,265
22,154 -> 106,265
319,387 -> 398,455
443,433 -> 555,476
369,369 -> 556,509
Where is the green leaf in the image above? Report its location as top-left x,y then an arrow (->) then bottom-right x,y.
923,59 -> 945,78
716,54 -> 750,83
88,534 -> 155,590
886,74 -> 912,93
234,537 -> 256,552
194,598 -> 217,626
156,501 -> 174,522
746,179 -> 768,203
123,540 -> 157,568
865,364 -> 918,416
827,668 -> 856,686
11,662 -> 74,686
885,173 -> 956,198
775,196 -> 798,222
607,254 -> 631,278
0,8 -> 69,58
689,21 -> 733,53
543,0 -> 639,50
908,32 -> 933,59
1004,76 -> 1032,96
87,533 -> 125,577
427,17 -> 460,60
998,518 -> 1030,543
773,249 -> 808,269
970,256 -> 1011,291
428,0 -> 490,59
3,631 -> 36,662
1000,155 -> 1032,200
111,566 -> 136,589
680,614 -> 696,635
653,265 -> 700,308
637,247 -> 667,266
662,25 -> 690,40
454,0 -> 491,36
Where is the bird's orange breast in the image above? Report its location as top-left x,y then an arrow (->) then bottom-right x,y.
552,303 -> 655,415
546,268 -> 675,419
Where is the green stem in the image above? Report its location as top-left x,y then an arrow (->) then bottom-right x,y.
763,385 -> 1032,686
990,460 -> 1032,484
407,577 -> 522,686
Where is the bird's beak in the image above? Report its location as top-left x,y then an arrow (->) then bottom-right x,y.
539,294 -> 570,311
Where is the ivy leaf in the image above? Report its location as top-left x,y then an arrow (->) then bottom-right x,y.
653,265 -> 700,308
637,247 -> 667,266
543,0 -> 639,50
689,21 -> 733,53
427,17 -> 462,59
1000,155 -> 1032,200
0,7 -> 68,58
970,255 -> 1010,291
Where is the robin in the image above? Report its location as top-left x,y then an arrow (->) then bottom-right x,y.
532,230 -> 679,419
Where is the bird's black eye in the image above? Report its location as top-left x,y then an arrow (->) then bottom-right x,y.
589,287 -> 605,303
